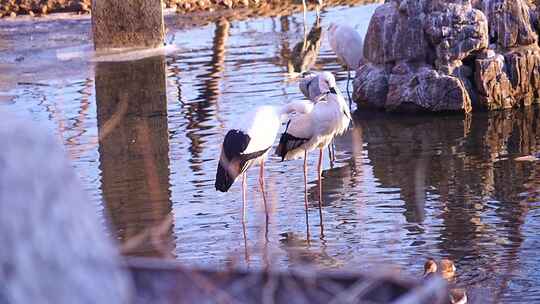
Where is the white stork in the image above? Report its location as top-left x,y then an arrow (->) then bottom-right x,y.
276,72 -> 351,228
298,71 -> 339,165
327,23 -> 364,108
299,71 -> 323,102
215,101 -> 313,223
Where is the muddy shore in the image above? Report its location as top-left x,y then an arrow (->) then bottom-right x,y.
0,0 -> 377,18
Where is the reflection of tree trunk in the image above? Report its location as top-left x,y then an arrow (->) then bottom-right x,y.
185,18 -> 230,173
95,56 -> 175,258
199,18 -> 230,103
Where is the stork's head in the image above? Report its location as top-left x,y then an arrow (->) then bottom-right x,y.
318,71 -> 338,95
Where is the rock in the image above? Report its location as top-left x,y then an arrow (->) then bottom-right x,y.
452,63 -> 478,105
474,46 -> 540,110
425,3 -> 488,73
386,63 -> 472,112
355,0 -> 540,112
474,50 -> 515,110
479,0 -> 537,48
504,47 -> 540,105
363,2 -> 430,64
0,114 -> 133,303
352,61 -> 389,109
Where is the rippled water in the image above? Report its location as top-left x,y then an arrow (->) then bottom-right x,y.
1,2 -> 540,303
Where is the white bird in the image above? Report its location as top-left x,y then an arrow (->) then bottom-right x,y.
276,72 -> 351,227
327,23 -> 364,108
299,71 -> 324,101
215,101 -> 314,222
299,71 -> 338,165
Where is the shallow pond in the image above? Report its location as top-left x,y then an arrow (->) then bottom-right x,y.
1,2 -> 540,303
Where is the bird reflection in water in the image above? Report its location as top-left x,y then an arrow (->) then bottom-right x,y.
279,231 -> 340,268
301,126 -> 364,244
286,16 -> 323,75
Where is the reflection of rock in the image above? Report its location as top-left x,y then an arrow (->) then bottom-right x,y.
356,105 -> 540,251
355,0 -> 540,112
95,56 -> 174,257
357,111 -> 472,222
358,106 -> 540,204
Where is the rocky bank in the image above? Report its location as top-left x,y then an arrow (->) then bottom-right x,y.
0,0 -> 288,17
0,0 -> 374,18
353,0 -> 540,112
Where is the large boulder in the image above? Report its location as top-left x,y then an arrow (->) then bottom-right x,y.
354,0 -> 540,112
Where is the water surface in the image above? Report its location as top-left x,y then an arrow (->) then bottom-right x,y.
1,3 -> 540,303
